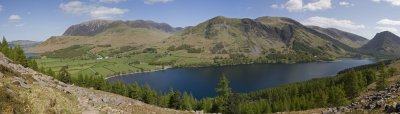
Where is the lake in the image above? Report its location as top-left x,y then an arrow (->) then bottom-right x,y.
108,58 -> 377,99
25,53 -> 40,58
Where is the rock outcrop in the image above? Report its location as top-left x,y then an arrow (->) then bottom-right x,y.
323,80 -> 400,113
0,53 -> 194,114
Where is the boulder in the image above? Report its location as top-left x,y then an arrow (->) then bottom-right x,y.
11,77 -> 31,89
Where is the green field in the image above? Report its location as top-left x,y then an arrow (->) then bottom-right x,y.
36,51 -> 213,78
36,57 -> 160,77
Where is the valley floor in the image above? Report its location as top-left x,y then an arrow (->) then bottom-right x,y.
36,51 -> 214,78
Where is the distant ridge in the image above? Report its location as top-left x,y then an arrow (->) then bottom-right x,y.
31,16 -> 372,59
308,26 -> 369,48
360,31 -> 400,57
29,19 -> 179,53
160,16 -> 364,57
63,19 -> 181,36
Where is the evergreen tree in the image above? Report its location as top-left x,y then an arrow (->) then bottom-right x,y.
344,71 -> 361,98
58,66 -> 72,83
225,94 -> 241,114
214,74 -> 232,113
39,66 -> 46,74
216,74 -> 232,98
77,73 -> 84,86
46,68 -> 55,77
181,92 -> 193,110
389,68 -> 397,77
14,46 -> 27,67
30,59 -> 39,71
142,84 -> 156,105
169,90 -> 182,109
130,81 -> 142,100
365,69 -> 376,85
328,86 -> 348,106
377,68 -> 389,91
1,37 -> 9,56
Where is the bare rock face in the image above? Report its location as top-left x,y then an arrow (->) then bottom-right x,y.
63,19 -> 180,36
63,20 -> 114,36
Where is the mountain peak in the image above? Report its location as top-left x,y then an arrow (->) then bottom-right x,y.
360,31 -> 400,56
212,16 -> 228,19
375,31 -> 399,39
255,16 -> 303,26
80,19 -> 114,26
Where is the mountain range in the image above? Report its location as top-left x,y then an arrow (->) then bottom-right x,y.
29,20 -> 180,53
28,16 -> 400,58
10,40 -> 42,51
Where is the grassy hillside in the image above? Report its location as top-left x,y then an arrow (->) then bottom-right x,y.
157,16 -> 354,61
29,22 -> 172,53
308,26 -> 369,48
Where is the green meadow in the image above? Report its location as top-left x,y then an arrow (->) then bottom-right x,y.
36,52 -> 213,78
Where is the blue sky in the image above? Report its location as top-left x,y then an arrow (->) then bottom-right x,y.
0,0 -> 400,41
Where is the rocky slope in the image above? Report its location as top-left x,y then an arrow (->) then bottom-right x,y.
0,53 -> 193,114
29,20 -> 179,53
321,79 -> 400,113
63,20 -> 180,36
360,31 -> 400,57
308,26 -> 369,48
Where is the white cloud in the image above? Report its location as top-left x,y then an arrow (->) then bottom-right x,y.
303,0 -> 332,11
339,1 -> 354,7
271,4 -> 282,9
90,7 -> 128,19
59,1 -> 89,15
0,5 -> 3,12
15,23 -> 24,27
59,1 -> 128,19
285,0 -> 303,12
375,26 -> 399,33
279,0 -> 332,12
144,0 -> 174,4
377,19 -> 400,26
372,0 -> 400,6
99,0 -> 127,3
8,15 -> 22,22
302,16 -> 366,30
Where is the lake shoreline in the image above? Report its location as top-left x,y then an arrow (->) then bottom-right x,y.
105,66 -> 173,80
107,58 -> 378,99
105,57 -> 373,80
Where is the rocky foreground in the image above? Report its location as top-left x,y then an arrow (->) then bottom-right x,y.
322,79 -> 400,114
0,53 -> 194,114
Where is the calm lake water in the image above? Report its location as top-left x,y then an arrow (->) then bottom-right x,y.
25,53 -> 40,58
108,58 -> 377,99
